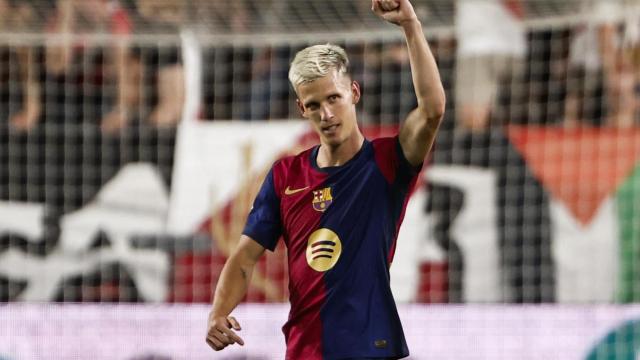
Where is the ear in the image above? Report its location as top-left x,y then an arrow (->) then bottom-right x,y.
296,98 -> 307,118
351,80 -> 361,104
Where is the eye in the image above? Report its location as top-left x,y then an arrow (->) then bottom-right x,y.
307,104 -> 319,111
328,95 -> 339,103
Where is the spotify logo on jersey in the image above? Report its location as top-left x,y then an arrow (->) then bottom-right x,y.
306,228 -> 342,272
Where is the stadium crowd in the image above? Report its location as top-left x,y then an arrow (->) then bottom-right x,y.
0,0 -> 636,217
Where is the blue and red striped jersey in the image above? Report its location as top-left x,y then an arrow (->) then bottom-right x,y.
243,135 -> 421,360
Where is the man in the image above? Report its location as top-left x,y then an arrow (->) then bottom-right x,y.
565,0 -> 639,128
455,0 -> 526,131
205,0 -> 445,358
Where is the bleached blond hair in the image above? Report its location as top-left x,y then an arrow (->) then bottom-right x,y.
288,44 -> 350,89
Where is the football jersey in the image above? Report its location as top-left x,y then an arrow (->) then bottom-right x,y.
243,136 -> 421,360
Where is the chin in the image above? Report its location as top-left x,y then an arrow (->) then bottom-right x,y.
317,126 -> 351,147
321,135 -> 344,147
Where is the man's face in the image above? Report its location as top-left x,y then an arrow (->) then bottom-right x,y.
296,70 -> 361,147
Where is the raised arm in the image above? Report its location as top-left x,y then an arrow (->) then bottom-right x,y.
206,235 -> 266,351
372,0 -> 446,166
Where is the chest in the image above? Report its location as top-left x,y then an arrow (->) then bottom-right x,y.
279,159 -> 388,237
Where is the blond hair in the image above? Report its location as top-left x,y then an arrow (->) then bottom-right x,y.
288,44 -> 350,88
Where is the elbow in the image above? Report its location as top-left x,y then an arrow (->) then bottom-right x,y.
432,95 -> 446,122
419,91 -> 446,124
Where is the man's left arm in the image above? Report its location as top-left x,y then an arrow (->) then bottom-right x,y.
373,0 -> 446,166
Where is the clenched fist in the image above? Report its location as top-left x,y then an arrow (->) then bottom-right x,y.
371,0 -> 418,26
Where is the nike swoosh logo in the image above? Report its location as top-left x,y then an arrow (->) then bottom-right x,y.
284,186 -> 309,195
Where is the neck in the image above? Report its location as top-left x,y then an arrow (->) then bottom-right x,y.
316,130 -> 365,167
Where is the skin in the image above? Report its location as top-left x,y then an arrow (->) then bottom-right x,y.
15,0 -> 135,134
295,70 -> 364,167
206,0 -> 445,352
456,0 -> 524,132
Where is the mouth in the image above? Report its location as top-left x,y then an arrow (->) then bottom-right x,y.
321,123 -> 340,135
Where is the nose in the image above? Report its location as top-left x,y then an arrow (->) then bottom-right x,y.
320,104 -> 334,121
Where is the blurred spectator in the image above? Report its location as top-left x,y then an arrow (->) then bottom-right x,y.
0,0 -> 38,31
0,0 -> 8,28
245,47 -> 291,121
134,0 -> 185,127
454,0 -> 527,132
3,0 -> 42,131
360,41 -> 417,126
564,0 -> 640,128
522,27 -> 571,126
40,0 -> 135,133
192,0 -> 251,33
380,42 -> 417,125
134,0 -> 185,26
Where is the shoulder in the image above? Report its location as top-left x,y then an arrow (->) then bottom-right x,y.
371,135 -> 422,184
370,136 -> 399,182
273,146 -> 315,172
371,136 -> 400,157
270,145 -> 316,189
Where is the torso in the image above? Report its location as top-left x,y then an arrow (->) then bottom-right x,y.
265,136 -> 420,359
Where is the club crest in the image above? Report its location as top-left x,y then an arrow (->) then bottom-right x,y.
312,187 -> 333,212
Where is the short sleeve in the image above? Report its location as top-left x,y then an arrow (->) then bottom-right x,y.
242,168 -> 282,251
373,136 -> 422,187
394,136 -> 423,185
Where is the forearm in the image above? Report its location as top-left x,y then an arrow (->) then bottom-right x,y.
401,19 -> 445,118
115,45 -> 133,110
17,47 -> 38,95
46,0 -> 74,74
598,25 -> 618,74
211,254 -> 254,317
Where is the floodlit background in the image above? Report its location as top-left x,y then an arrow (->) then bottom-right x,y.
0,0 -> 639,359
